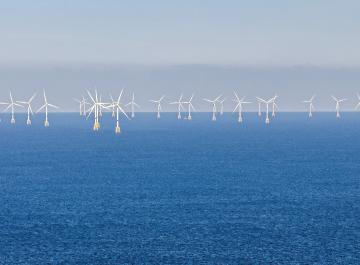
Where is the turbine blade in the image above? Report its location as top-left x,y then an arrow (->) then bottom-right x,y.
189,94 -> 194,102
43,90 -> 47,103
3,104 -> 12,111
36,104 -> 46,113
233,103 -> 240,113
87,90 -> 95,103
117,89 -> 124,104
215,94 -> 222,101
118,106 -> 130,120
48,104 -> 59,109
233,91 -> 240,101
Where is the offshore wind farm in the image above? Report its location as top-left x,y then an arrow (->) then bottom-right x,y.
0,89 -> 360,134
2,90 -> 360,133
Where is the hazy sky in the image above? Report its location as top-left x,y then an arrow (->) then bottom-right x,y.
1,1 -> 360,112
1,0 -> 360,65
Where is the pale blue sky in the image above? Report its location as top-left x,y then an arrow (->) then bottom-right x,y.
1,0 -> 360,65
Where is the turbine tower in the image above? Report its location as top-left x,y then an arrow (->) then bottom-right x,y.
256,97 -> 274,124
256,98 -> 262,116
302,95 -> 315,118
218,97 -> 226,115
203,94 -> 222,121
149,95 -> 165,119
331,95 -> 347,118
36,90 -> 59,127
109,90 -> 130,134
17,93 -> 36,125
87,89 -> 108,130
271,94 -> 279,117
0,92 -> 23,124
169,94 -> 185,119
125,93 -> 140,118
183,94 -> 195,120
233,92 -> 251,123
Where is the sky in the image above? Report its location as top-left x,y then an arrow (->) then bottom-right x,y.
0,0 -> 360,111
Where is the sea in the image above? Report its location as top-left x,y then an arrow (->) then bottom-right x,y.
0,112 -> 359,264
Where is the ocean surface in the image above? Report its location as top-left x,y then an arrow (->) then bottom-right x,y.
0,112 -> 359,264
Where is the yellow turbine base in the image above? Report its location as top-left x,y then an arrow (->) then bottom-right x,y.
115,126 -> 121,134
93,122 -> 101,131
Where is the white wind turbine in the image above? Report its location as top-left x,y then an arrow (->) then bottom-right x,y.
37,90 -> 59,127
125,93 -> 140,118
355,93 -> 360,111
0,92 -> 24,124
170,94 -> 185,119
109,90 -> 130,134
233,92 -> 251,123
87,89 -> 108,130
256,97 -> 274,124
75,96 -> 90,116
331,95 -> 347,118
203,94 -> 222,121
149,95 -> 165,119
17,93 -> 36,125
271,94 -> 279,117
183,94 -> 195,120
218,97 -> 226,115
302,95 -> 316,118
74,98 -> 83,116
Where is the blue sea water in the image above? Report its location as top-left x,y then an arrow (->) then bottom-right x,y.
0,112 -> 359,264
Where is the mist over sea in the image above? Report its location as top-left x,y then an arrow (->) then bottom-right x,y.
0,112 -> 359,264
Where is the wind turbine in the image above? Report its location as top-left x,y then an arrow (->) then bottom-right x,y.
109,90 -> 130,134
233,92 -> 251,123
17,93 -> 36,125
125,93 -> 140,118
169,94 -> 185,119
183,94 -> 195,120
87,89 -> 108,130
331,95 -> 347,118
256,97 -> 274,124
36,90 -> 59,127
302,95 -> 315,118
74,98 -> 83,116
271,94 -> 279,117
218,97 -> 226,115
0,92 -> 23,124
149,95 -> 165,119
203,94 -> 222,121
